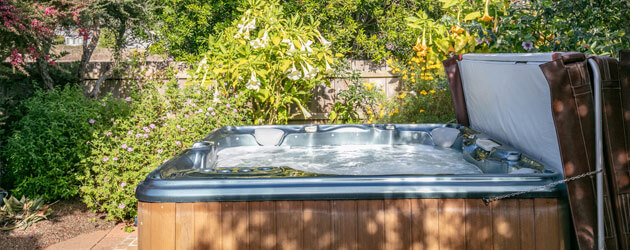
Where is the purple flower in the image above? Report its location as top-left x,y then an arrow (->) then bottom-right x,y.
149,124 -> 156,129
106,131 -> 112,136
207,107 -> 214,111
211,112 -> 216,116
168,57 -> 174,62
157,149 -> 163,153
125,97 -> 131,102
232,108 -> 237,113
143,134 -> 149,138
103,157 -> 109,162
110,118 -> 114,121
101,103 -> 106,107
104,177 -> 110,182
235,94 -> 239,98
145,142 -> 150,145
127,147 -> 133,152
120,182 -> 127,187
197,109 -> 203,113
226,104 -> 231,108
127,130 -> 133,135
113,157 -> 118,161
114,136 -> 118,139
96,115 -> 100,118
213,92 -> 219,97
89,119 -> 95,124
163,159 -> 169,163
119,203 -> 126,209
175,141 -> 181,145
234,114 -> 238,118
143,127 -> 150,132
184,114 -> 189,118
258,118 -> 263,123
522,42 -> 534,51
136,133 -> 142,138
205,112 -> 210,116
121,144 -> 128,149
176,124 -> 181,129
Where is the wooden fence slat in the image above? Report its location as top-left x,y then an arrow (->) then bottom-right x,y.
358,200 -> 385,250
411,199 -> 439,250
220,202 -> 249,250
176,203 -> 195,250
438,199 -> 466,250
303,200 -> 333,250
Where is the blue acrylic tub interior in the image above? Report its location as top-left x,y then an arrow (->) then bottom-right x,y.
135,124 -> 563,203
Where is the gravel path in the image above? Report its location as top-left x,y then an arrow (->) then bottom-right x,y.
1,199 -> 116,250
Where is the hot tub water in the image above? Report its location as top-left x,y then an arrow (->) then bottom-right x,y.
215,144 -> 483,175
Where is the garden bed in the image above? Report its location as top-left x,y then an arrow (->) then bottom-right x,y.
0,199 -> 116,250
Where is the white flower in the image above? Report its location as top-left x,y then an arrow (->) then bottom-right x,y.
245,18 -> 256,30
302,62 -> 318,80
301,40 -> 313,53
318,35 -> 331,47
324,60 -> 333,74
287,64 -> 302,81
250,38 -> 265,49
246,71 -> 260,91
261,30 -> 269,43
409,90 -> 417,96
281,38 -> 291,44
286,42 -> 297,55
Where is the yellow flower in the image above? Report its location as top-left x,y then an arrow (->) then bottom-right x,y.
367,110 -> 372,114
429,90 -> 436,94
479,14 -> 493,22
420,109 -> 425,113
363,82 -> 374,91
386,58 -> 393,65
420,90 -> 428,95
410,66 -> 414,70
450,25 -> 465,35
335,53 -> 344,58
389,112 -> 394,117
411,78 -> 416,83
402,75 -> 408,80
421,67 -> 426,70
366,106 -> 371,110
394,109 -> 399,114
378,104 -> 383,109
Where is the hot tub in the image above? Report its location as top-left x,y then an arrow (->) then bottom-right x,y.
136,124 -> 571,250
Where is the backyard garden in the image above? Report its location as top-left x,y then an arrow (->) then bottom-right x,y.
0,0 -> 628,248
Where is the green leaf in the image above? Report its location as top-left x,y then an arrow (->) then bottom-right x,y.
463,12 -> 481,21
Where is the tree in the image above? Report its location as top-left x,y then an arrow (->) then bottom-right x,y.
0,0 -> 78,90
76,0 -> 153,97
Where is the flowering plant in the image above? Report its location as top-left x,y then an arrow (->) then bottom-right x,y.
79,75 -> 250,221
191,0 -> 335,124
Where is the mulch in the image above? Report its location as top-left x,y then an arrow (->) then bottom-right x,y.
0,199 -> 116,250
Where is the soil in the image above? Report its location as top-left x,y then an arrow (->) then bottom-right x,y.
0,199 -> 116,250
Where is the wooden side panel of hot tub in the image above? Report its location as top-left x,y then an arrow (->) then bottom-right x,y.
138,198 -> 570,250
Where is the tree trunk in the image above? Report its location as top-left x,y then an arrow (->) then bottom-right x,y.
37,45 -> 54,90
89,21 -> 127,98
78,25 -> 101,83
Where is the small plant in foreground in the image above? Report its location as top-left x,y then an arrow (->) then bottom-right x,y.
0,196 -> 53,231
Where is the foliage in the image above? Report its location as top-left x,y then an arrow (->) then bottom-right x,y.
79,74 -> 250,221
150,0 -> 243,62
496,0 -> 629,55
191,0 -> 335,124
0,196 -> 52,231
1,86 -> 101,201
329,60 -> 383,124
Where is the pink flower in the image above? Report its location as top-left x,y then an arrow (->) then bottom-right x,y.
127,147 -> 133,152
163,159 -> 168,163
176,124 -> 181,129
89,119 -> 95,124
522,42 -> 534,51
113,157 -> 118,161
106,132 -> 112,136
145,142 -> 150,145
232,109 -> 237,113
207,107 -> 213,111
226,104 -> 231,108
104,177 -> 110,182
125,97 -> 131,102
205,112 -> 210,116
184,114 -> 189,118
120,182 -> 127,187
136,133 -> 142,138
143,127 -> 150,132
175,141 -> 181,145
211,112 -> 216,116
114,136 -> 118,139
119,203 -> 126,209
149,124 -> 156,129
103,157 -> 109,162
102,103 -> 106,107
121,144 -> 128,149
49,61 -> 55,66
143,134 -> 149,138
127,130 -> 133,135
157,149 -> 163,153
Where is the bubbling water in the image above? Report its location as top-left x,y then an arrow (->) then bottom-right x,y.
215,144 -> 482,175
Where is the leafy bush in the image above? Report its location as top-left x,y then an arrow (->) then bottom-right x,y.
329,60 -> 383,124
0,195 -> 52,231
191,0 -> 335,124
1,86 -> 101,201
79,77 -> 250,221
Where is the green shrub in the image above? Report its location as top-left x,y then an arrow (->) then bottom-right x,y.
191,0 -> 335,124
1,86 -> 101,201
329,60 -> 384,124
79,78 -> 250,221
